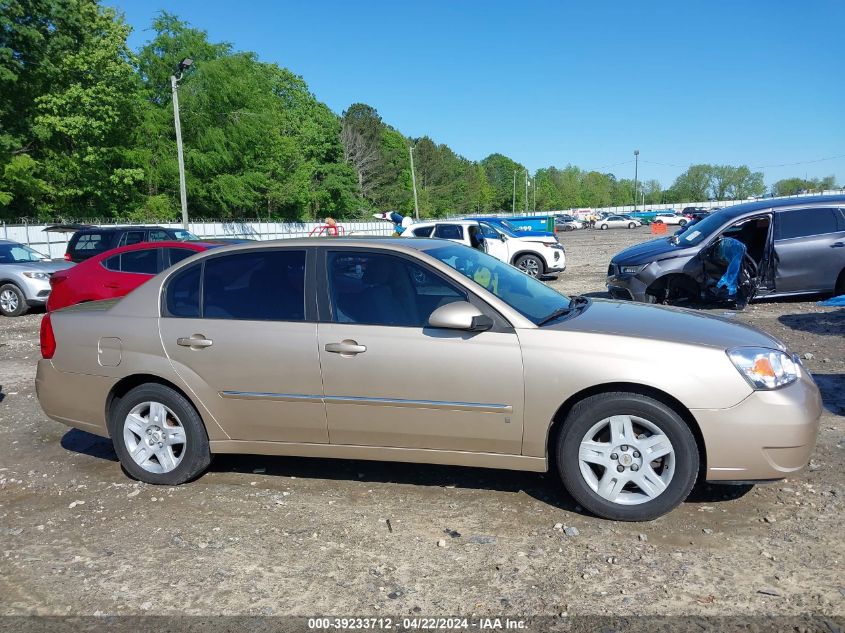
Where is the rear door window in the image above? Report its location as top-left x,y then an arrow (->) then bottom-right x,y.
411,226 -> 434,237
118,230 -> 146,247
165,264 -> 201,318
202,250 -> 305,321
120,248 -> 161,274
434,224 -> 464,240
776,208 -> 838,240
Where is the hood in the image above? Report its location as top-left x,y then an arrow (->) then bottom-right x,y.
0,260 -> 74,273
611,237 -> 697,265
549,299 -> 784,351
513,229 -> 554,238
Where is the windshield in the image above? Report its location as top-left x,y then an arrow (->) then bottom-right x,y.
174,230 -> 199,241
677,211 -> 731,246
425,243 -> 570,324
488,219 -> 519,237
0,243 -> 48,263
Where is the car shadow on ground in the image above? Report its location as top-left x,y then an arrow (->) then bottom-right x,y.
778,307 -> 844,337
59,428 -> 752,513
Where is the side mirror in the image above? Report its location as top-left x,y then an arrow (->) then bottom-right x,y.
428,301 -> 493,332
499,233 -> 507,242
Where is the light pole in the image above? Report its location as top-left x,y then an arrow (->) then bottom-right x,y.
533,177 -> 536,212
171,57 -> 193,230
512,170 -> 517,213
409,145 -> 420,220
633,149 -> 640,213
524,170 -> 529,214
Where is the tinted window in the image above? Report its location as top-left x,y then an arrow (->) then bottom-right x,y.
72,233 -> 108,253
434,224 -> 464,240
148,230 -> 171,242
166,264 -> 201,318
777,208 -> 838,240
479,223 -> 500,239
120,248 -> 160,274
411,226 -> 434,237
168,248 -> 196,266
119,230 -> 145,247
328,251 -> 465,327
203,250 -> 305,321
103,255 -> 121,271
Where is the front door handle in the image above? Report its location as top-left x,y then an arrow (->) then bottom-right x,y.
325,340 -> 367,355
177,335 -> 213,349
831,242 -> 844,248
104,282 -> 120,289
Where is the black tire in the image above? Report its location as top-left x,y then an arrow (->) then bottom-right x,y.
514,254 -> 544,277
628,222 -> 636,229
556,392 -> 699,521
835,269 -> 845,295
600,224 -> 608,230
0,283 -> 28,317
679,219 -> 688,226
109,383 -> 211,485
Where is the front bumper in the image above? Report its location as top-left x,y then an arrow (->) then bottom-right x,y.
606,274 -> 648,301
22,277 -> 52,306
544,247 -> 566,273
693,368 -> 822,481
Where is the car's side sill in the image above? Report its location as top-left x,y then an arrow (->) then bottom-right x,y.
208,440 -> 547,473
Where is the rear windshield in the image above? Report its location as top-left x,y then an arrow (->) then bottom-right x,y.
71,232 -> 112,254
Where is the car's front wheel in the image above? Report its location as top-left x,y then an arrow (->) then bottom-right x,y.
0,283 -> 27,317
515,254 -> 544,277
110,383 -> 211,485
679,219 -> 688,226
628,222 -> 636,229
556,392 -> 699,521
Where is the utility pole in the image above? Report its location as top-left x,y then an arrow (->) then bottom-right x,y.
171,58 -> 193,230
512,170 -> 517,213
409,145 -> 420,220
633,149 -> 640,213
524,170 -> 529,214
533,177 -> 536,212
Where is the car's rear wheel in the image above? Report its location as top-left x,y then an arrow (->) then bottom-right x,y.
556,392 -> 699,521
0,283 -> 27,317
628,222 -> 636,229
679,219 -> 688,226
110,383 -> 211,485
515,254 -> 544,277
600,224 -> 608,230
835,268 -> 845,295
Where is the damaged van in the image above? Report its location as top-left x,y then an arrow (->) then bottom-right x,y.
606,195 -> 845,307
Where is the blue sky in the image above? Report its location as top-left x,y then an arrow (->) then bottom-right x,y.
108,0 -> 845,189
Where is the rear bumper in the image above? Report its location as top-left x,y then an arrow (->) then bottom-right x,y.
694,369 -> 822,481
36,359 -> 114,438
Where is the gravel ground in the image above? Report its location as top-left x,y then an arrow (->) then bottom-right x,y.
0,225 -> 843,620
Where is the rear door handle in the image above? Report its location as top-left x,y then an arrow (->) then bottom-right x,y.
325,340 -> 367,355
832,242 -> 844,248
104,282 -> 120,289
177,336 -> 213,349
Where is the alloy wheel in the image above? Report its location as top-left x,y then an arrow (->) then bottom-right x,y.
578,414 -> 675,505
518,256 -> 541,276
123,401 -> 187,474
0,289 -> 19,314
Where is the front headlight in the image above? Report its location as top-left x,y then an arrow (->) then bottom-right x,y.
727,347 -> 800,390
22,271 -> 51,281
619,264 -> 647,275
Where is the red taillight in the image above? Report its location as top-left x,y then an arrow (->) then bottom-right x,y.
63,253 -> 71,261
40,314 -> 56,359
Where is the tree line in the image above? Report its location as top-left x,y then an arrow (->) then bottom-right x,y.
0,1 -> 838,222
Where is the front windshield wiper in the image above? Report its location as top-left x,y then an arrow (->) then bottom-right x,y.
537,295 -> 590,326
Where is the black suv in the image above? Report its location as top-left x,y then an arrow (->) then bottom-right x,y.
607,195 -> 845,305
65,226 -> 198,262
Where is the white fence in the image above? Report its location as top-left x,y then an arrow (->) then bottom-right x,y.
2,220 -> 393,260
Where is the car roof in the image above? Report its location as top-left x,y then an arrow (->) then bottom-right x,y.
74,225 -> 171,233
718,194 -> 845,218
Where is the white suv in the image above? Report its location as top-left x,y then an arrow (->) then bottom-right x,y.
652,212 -> 688,226
404,219 -> 565,277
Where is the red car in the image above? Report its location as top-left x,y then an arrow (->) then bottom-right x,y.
47,241 -> 218,311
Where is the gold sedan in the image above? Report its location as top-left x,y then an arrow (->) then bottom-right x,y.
35,238 -> 821,521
